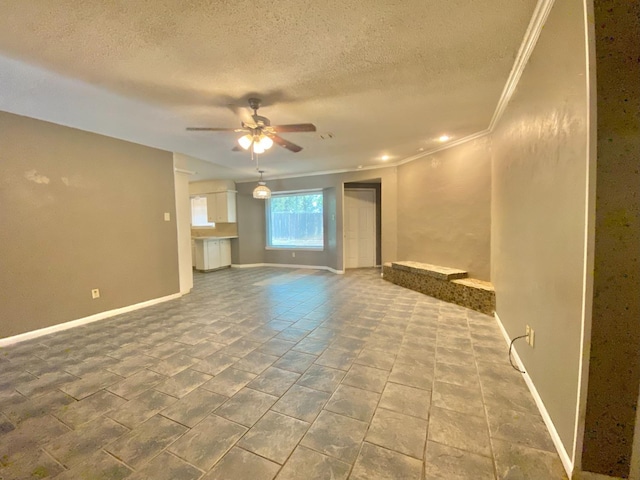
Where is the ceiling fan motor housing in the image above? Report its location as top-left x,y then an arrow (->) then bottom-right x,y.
248,97 -> 262,111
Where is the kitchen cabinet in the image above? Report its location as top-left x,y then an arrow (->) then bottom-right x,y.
206,191 -> 237,223
193,238 -> 233,271
220,238 -> 231,266
206,239 -> 221,268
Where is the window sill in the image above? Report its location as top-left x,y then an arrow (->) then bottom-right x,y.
265,246 -> 324,252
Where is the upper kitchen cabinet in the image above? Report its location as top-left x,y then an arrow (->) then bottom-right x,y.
206,191 -> 237,223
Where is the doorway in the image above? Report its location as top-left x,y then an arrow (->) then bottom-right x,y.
344,188 -> 377,269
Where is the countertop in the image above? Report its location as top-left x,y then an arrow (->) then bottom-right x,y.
192,236 -> 238,240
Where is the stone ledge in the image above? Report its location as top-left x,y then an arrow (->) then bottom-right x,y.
452,278 -> 495,291
391,261 -> 468,281
383,262 -> 495,315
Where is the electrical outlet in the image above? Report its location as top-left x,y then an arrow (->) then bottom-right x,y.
525,325 -> 535,347
292,252 -> 296,258
91,288 -> 100,299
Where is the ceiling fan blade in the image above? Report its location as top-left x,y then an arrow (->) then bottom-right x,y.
186,127 -> 244,132
268,134 -> 303,153
271,123 -> 317,133
228,104 -> 257,128
231,145 -> 242,152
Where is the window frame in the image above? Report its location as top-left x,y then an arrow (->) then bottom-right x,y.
265,189 -> 325,251
190,195 -> 215,228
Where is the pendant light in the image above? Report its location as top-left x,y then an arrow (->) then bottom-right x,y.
253,170 -> 271,199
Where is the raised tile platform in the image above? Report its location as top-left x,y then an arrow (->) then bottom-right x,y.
390,261 -> 468,281
382,262 -> 495,314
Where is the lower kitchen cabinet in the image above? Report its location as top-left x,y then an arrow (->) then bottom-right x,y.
194,238 -> 232,272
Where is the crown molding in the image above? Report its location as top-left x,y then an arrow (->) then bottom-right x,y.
394,129 -> 491,167
391,0 -> 555,169
234,163 -> 392,184
488,0 -> 556,131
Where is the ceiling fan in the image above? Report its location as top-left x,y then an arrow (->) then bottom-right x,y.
186,98 -> 316,153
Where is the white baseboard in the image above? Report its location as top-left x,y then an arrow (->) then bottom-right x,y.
494,312 -> 574,477
0,292 -> 184,347
231,263 -> 344,274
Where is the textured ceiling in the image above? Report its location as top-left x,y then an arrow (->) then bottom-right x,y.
0,0 -> 537,180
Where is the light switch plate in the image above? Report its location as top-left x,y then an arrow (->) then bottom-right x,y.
164,212 -> 171,221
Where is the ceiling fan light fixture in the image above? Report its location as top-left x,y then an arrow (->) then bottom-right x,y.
238,134 -> 253,150
253,171 -> 271,199
257,135 -> 274,150
187,98 -> 313,154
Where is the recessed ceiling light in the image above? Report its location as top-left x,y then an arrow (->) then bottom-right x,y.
357,165 -> 363,169
381,155 -> 390,161
439,135 -> 450,142
417,147 -> 424,152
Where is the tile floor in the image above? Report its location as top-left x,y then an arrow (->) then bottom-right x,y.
0,268 -> 568,479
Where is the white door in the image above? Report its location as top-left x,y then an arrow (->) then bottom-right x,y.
344,189 -> 376,268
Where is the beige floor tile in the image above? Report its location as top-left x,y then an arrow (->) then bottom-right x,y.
275,445 -> 350,480
238,411 -> 310,464
203,447 -> 280,480
324,384 -> 380,422
0,268 -> 567,479
366,408 -> 428,459
300,410 -> 368,463
350,442 -> 423,480
168,414 -> 246,470
271,384 -> 330,422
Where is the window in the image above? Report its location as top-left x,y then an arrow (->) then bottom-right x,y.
190,196 -> 214,227
267,191 -> 323,249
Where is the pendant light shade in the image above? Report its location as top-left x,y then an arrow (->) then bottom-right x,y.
253,184 -> 271,199
256,135 -> 273,150
238,134 -> 253,150
253,170 -> 271,199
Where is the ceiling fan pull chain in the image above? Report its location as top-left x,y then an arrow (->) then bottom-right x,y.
253,150 -> 261,172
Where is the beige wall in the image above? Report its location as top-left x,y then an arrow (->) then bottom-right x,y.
397,136 -> 491,280
490,0 -> 588,458
233,168 -> 398,271
232,144 -> 490,277
0,111 -> 180,339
